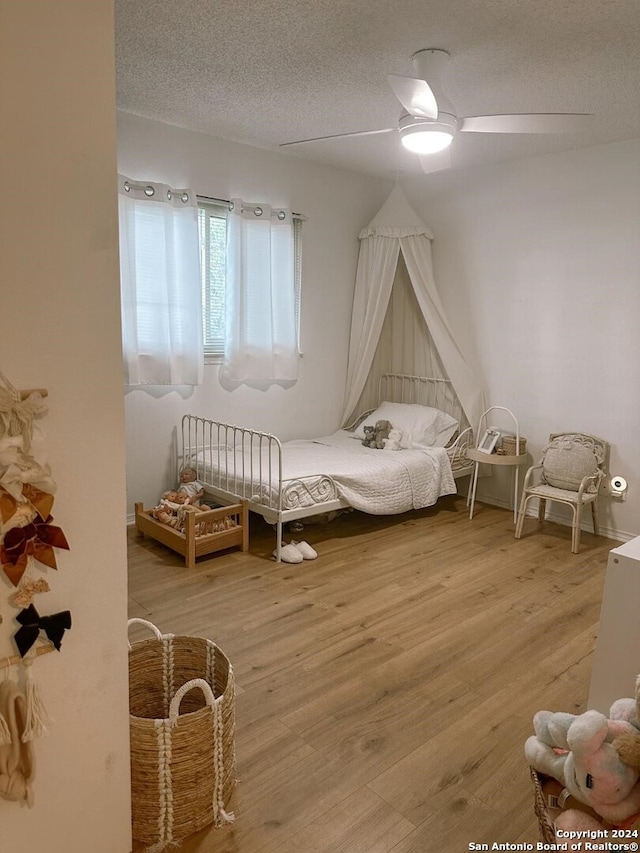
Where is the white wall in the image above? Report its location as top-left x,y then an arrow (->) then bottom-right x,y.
119,114 -> 640,543
405,138 -> 640,540
1,2 -> 131,852
117,112 -> 391,515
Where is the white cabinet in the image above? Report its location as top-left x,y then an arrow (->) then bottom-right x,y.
588,536 -> 640,713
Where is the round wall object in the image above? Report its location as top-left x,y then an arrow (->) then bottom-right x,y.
610,475 -> 628,493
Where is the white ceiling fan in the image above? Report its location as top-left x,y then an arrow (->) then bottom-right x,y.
280,49 -> 593,173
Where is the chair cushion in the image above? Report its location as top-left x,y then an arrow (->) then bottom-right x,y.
542,443 -> 599,492
526,483 -> 598,503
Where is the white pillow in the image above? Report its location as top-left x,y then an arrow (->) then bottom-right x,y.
353,402 -> 459,449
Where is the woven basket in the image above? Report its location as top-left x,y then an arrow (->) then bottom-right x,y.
128,619 -> 236,849
530,768 -> 557,843
501,434 -> 527,455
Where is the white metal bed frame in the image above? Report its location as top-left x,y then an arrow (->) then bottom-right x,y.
180,374 -> 473,561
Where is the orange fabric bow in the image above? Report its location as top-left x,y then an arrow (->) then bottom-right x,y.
0,485 -> 54,524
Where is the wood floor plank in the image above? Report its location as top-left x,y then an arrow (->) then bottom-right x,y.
275,788 -> 415,853
128,497 -> 617,852
366,666 -> 592,827
384,788 -> 513,852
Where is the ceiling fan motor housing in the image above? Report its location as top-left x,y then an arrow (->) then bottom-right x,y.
411,48 -> 451,78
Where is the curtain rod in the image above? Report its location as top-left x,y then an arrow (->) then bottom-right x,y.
197,194 -> 307,221
121,179 -> 191,203
120,180 -> 306,219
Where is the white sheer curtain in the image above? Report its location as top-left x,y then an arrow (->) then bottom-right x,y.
118,176 -> 203,386
220,198 -> 299,389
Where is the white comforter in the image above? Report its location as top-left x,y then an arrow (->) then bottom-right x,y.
282,430 -> 456,515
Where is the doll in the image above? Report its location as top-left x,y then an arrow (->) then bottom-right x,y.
177,467 -> 204,505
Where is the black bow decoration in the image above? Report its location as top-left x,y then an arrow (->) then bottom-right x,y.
14,604 -> 72,658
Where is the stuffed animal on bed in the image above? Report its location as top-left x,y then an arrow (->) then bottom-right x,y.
382,428 -> 402,451
362,425 -> 377,448
362,419 -> 393,449
373,419 -> 392,449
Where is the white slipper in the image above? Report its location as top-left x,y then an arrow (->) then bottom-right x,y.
273,543 -> 303,563
291,540 -> 317,560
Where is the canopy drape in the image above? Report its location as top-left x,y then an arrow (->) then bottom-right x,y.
341,185 -> 485,430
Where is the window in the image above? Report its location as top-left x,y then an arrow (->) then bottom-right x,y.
197,198 -> 303,357
198,200 -> 227,355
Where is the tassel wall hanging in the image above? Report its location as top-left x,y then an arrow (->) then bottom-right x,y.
0,371 -> 71,807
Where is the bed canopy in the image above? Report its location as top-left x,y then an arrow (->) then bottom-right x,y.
341,185 -> 485,431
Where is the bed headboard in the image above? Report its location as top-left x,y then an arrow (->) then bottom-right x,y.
378,373 -> 468,429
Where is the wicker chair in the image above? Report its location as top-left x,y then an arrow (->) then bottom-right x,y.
514,432 -> 608,553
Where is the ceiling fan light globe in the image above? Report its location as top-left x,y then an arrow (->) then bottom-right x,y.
401,128 -> 454,154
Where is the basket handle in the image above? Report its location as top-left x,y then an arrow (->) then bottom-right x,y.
169,678 -> 217,726
127,618 -> 164,650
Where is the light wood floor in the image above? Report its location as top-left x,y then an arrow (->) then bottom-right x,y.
128,496 -> 617,853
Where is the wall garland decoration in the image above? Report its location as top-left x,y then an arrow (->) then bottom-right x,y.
0,371 -> 72,807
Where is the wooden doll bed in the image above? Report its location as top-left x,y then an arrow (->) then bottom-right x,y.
134,500 -> 249,568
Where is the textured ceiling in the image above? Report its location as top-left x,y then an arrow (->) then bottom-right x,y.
115,0 -> 640,178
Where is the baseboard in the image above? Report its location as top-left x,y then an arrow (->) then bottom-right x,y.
475,493 -> 636,544
128,497 -> 636,544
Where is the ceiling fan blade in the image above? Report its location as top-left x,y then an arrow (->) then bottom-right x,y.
388,74 -> 438,119
459,113 -> 593,134
280,127 -> 396,147
419,149 -> 451,175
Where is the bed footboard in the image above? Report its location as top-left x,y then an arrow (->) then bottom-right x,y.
179,415 -> 347,562
181,415 -> 288,559
181,415 -> 284,511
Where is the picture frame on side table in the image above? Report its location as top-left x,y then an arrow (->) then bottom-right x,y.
477,428 -> 501,454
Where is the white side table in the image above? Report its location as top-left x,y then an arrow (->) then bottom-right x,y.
466,448 -> 528,522
467,406 -> 527,523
